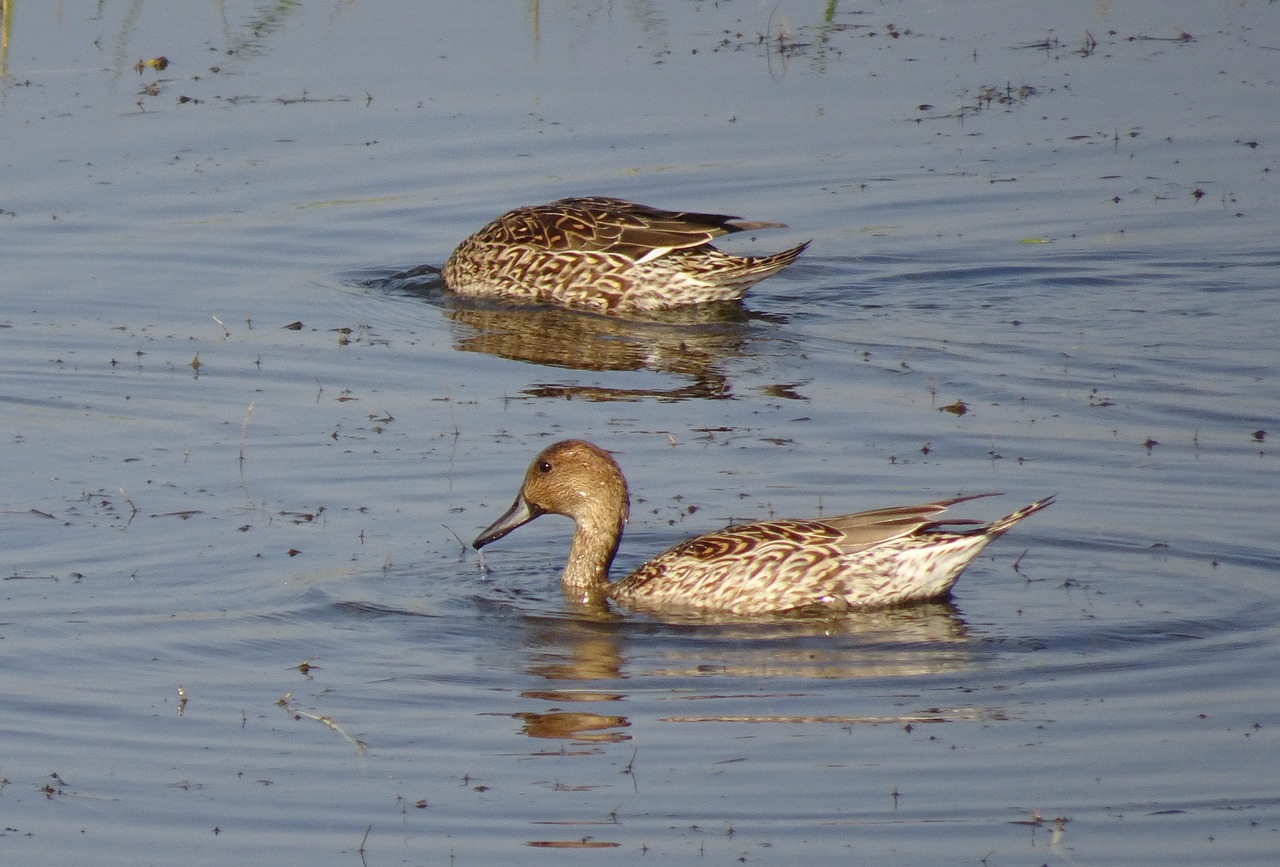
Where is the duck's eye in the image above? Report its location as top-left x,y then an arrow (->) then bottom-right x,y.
537,460 -> 552,474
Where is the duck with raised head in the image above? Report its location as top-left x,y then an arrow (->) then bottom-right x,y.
473,440 -> 1054,617
442,197 -> 809,313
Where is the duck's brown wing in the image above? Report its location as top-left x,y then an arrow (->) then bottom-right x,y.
518,197 -> 786,262
820,494 -> 1002,553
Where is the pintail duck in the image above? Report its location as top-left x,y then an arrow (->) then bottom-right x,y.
441,197 -> 808,313
474,440 -> 1054,617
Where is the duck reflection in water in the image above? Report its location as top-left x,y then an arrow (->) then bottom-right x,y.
501,601 -> 1004,741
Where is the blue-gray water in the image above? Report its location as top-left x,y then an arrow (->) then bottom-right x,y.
2,1 -> 1278,863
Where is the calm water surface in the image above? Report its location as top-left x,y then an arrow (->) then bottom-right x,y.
3,1 -> 1279,864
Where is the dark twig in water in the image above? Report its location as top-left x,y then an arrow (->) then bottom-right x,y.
119,487 -> 140,524
442,524 -> 468,557
621,746 -> 639,792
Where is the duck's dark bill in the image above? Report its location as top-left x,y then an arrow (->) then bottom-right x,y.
474,496 -> 543,549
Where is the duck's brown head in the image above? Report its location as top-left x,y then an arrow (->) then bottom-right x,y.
474,439 -> 630,551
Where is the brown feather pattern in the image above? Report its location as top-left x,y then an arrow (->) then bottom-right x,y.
473,440 -> 1055,617
442,197 -> 808,312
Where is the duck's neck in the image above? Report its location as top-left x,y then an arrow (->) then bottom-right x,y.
561,506 -> 626,593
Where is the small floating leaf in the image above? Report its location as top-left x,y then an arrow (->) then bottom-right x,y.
134,56 -> 170,73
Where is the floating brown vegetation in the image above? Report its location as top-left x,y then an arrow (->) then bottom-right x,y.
41,771 -> 71,799
1006,810 -> 1071,844
916,81 -> 1041,122
1015,29 -> 1193,56
275,91 -> 352,106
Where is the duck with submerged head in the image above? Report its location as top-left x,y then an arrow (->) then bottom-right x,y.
473,439 -> 1054,617
441,197 -> 809,313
